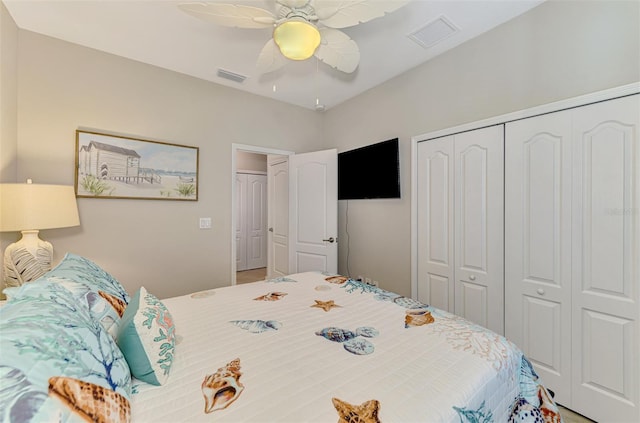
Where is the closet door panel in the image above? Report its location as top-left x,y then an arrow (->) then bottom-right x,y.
236,174 -> 248,272
454,126 -> 504,334
417,137 -> 454,311
247,174 -> 267,269
571,95 -> 639,422
505,112 -> 572,405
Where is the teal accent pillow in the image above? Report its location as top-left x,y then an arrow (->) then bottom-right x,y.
117,287 -> 176,386
0,281 -> 131,422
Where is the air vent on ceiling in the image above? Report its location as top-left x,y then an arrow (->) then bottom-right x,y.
408,15 -> 459,49
217,68 -> 247,83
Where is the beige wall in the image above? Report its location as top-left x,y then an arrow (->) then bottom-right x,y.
0,1 -> 17,183
13,31 -> 324,299
0,2 -> 18,290
325,0 -> 640,297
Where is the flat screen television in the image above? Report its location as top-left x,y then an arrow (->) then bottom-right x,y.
338,138 -> 400,200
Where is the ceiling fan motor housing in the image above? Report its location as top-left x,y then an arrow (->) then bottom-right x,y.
276,3 -> 318,22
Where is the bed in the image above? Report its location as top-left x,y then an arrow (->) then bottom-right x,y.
0,254 -> 561,422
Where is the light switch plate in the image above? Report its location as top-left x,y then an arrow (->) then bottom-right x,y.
199,217 -> 212,229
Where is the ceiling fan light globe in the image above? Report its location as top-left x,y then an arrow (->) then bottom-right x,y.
273,19 -> 321,60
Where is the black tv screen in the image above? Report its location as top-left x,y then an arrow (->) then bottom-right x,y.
338,138 -> 401,200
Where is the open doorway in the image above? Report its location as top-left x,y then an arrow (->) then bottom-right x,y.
231,144 -> 293,285
235,152 -> 267,284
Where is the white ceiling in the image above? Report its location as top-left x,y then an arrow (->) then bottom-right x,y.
4,0 -> 544,111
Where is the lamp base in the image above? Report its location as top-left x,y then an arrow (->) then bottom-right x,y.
3,230 -> 53,287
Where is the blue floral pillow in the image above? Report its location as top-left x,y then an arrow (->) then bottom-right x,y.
0,281 -> 131,422
117,287 -> 176,386
42,253 -> 130,305
6,279 -> 124,338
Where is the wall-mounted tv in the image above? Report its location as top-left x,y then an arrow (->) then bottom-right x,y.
338,138 -> 401,200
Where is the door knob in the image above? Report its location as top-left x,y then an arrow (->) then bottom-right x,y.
323,237 -> 336,243
469,275 -> 476,281
268,227 -> 273,232
537,288 -> 545,295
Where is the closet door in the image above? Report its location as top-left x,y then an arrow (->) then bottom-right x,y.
454,126 -> 504,334
416,136 -> 455,312
236,174 -> 248,272
571,95 -> 639,422
505,112 -> 573,405
246,174 -> 267,270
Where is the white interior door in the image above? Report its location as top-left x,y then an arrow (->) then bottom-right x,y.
236,173 -> 248,272
454,125 -> 504,335
571,95 -> 639,423
416,136 -> 455,312
246,174 -> 267,270
505,112 -> 573,405
267,155 -> 289,278
289,149 -> 338,274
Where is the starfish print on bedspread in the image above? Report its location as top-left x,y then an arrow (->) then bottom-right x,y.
311,300 -> 341,312
332,398 -> 381,423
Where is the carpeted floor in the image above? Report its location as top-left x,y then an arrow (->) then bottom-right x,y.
236,267 -> 267,284
558,405 -> 595,422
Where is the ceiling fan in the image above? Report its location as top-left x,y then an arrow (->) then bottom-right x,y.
178,0 -> 409,74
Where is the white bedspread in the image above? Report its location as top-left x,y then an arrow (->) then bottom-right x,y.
131,272 -> 558,422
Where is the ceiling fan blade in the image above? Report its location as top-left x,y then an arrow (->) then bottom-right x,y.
178,2 -> 276,28
256,39 -> 287,74
315,28 -> 359,73
313,0 -> 409,29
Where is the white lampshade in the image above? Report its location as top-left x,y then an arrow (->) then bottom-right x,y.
0,182 -> 80,232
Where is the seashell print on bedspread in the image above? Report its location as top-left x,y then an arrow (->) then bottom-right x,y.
333,398 -> 381,423
404,309 -> 434,328
253,292 -> 287,301
201,358 -> 244,414
266,276 -> 297,283
230,320 -> 282,333
316,327 -> 379,355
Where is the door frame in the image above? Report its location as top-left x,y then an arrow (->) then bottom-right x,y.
231,143 -> 293,285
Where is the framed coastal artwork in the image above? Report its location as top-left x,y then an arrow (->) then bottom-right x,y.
75,130 -> 199,201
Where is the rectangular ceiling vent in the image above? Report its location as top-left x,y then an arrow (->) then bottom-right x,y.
217,68 -> 247,84
408,15 -> 459,49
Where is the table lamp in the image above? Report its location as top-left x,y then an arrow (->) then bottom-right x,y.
0,179 -> 80,287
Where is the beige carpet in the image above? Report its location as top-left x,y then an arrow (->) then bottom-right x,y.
236,267 -> 267,284
558,405 -> 595,423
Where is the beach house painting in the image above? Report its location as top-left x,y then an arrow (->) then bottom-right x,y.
75,130 -> 199,200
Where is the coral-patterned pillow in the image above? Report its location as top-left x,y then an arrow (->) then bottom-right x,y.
116,287 -> 175,386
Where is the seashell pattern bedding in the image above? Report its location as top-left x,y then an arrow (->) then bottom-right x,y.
131,271 -> 561,422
